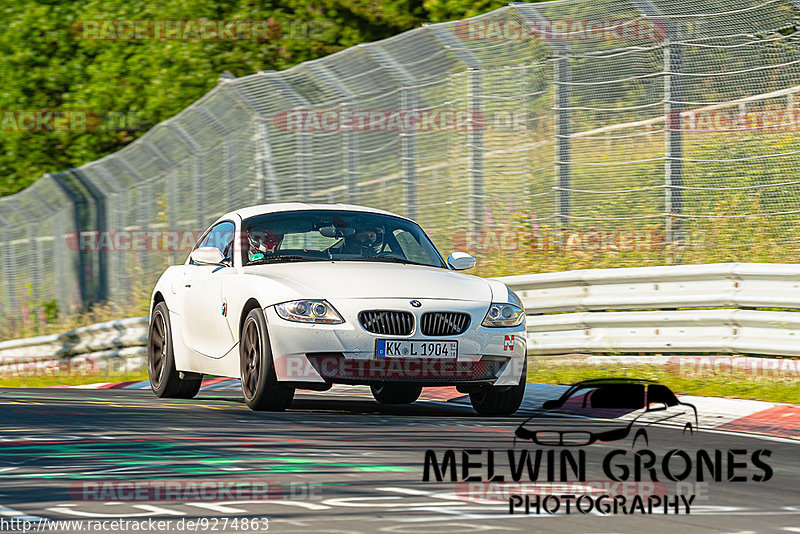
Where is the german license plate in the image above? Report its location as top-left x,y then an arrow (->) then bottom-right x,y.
376,339 -> 457,358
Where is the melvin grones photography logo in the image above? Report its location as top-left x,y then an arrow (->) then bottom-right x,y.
421,378 -> 775,517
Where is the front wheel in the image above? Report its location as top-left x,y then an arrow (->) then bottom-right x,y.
469,358 -> 527,416
148,301 -> 202,399
240,308 -> 295,411
370,383 -> 422,404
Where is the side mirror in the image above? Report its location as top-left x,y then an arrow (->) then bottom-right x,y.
542,399 -> 560,410
191,246 -> 225,266
647,402 -> 667,412
447,251 -> 476,270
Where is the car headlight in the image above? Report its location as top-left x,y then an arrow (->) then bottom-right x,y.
275,300 -> 344,324
481,289 -> 525,327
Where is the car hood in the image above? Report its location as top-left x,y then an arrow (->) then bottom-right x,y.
242,261 -> 495,301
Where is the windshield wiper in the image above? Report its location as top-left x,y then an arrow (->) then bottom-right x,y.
343,255 -> 430,267
247,255 -> 325,265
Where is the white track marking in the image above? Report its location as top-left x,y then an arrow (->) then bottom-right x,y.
0,505 -> 45,521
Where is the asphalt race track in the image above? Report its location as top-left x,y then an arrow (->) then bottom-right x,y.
0,387 -> 798,533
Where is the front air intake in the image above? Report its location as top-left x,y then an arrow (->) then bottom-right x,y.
358,310 -> 414,336
420,312 -> 470,336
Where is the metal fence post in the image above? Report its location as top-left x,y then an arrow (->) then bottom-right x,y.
664,36 -> 684,247
554,52 -> 572,229
399,85 -> 418,220
513,4 -> 572,228
426,24 -> 485,229
340,100 -> 359,204
306,64 -> 359,204
364,46 -> 419,220
68,167 -> 108,303
264,74 -> 312,201
254,119 -> 279,203
51,172 -> 88,307
467,68 -> 485,228
168,124 -> 205,227
627,0 -> 683,249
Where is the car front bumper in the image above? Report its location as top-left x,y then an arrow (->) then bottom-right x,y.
264,298 -> 527,386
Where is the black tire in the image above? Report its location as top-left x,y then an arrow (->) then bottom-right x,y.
148,301 -> 202,399
240,308 -> 295,411
469,358 -> 527,416
370,383 -> 422,404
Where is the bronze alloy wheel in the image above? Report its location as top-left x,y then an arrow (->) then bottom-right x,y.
241,315 -> 262,401
239,307 -> 295,411
148,308 -> 168,390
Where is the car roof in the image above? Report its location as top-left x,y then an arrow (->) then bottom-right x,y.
215,202 -> 413,225
558,378 -> 654,397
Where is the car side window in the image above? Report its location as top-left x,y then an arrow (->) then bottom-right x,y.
647,384 -> 679,406
194,221 -> 235,265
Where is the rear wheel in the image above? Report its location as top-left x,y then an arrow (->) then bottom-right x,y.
469,358 -> 527,416
148,302 -> 202,399
370,383 -> 422,404
240,308 -> 295,411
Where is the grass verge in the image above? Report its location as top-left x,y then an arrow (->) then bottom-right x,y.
0,370 -> 148,388
528,360 -> 800,404
0,358 -> 796,404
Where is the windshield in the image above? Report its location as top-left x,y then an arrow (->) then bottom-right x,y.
241,210 -> 447,268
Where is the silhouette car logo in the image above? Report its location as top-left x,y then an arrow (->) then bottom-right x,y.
514,379 -> 698,447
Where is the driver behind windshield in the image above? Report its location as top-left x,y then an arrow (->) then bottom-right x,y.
247,229 -> 284,262
339,225 -> 383,256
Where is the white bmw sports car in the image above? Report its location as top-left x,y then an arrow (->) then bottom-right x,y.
147,203 -> 527,414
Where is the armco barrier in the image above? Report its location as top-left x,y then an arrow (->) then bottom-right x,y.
0,317 -> 148,377
498,262 -> 800,357
3,263 -> 800,374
